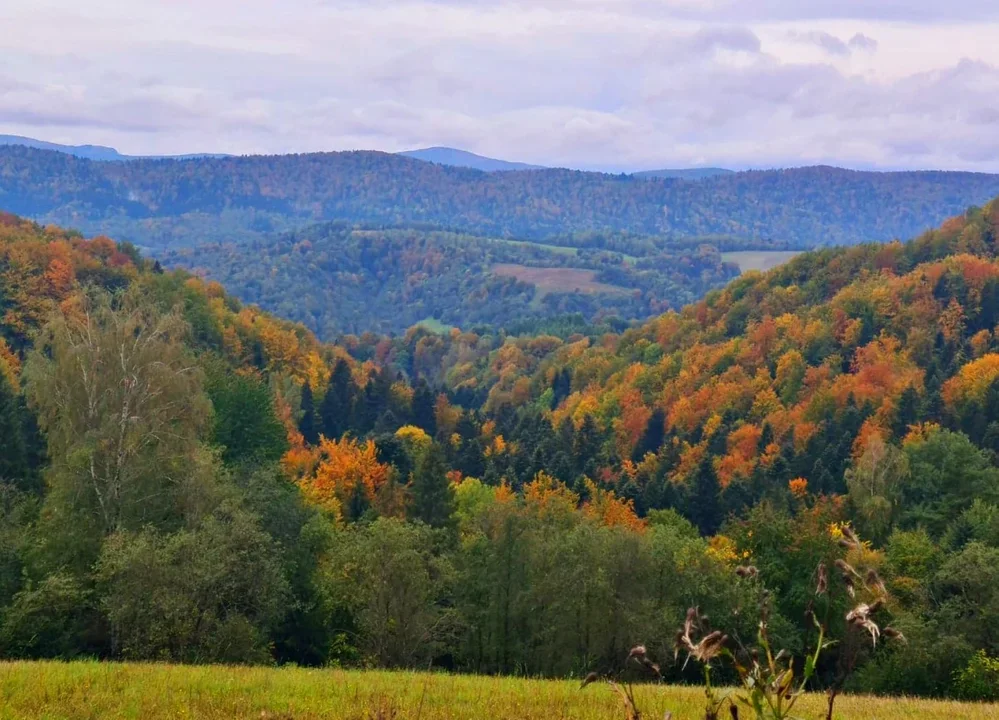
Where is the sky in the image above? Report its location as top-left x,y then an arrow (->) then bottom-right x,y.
1,0 -> 999,172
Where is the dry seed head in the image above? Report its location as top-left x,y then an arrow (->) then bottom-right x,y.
842,525 -> 860,544
639,657 -> 661,676
883,627 -> 907,644
579,671 -> 599,689
628,644 -> 647,660
735,565 -> 759,580
842,575 -> 856,598
846,602 -> 881,646
866,568 -> 887,596
815,562 -> 828,596
846,603 -> 871,623
835,559 -> 861,578
692,631 -> 727,663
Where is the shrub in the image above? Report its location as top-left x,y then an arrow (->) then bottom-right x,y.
954,650 -> 999,701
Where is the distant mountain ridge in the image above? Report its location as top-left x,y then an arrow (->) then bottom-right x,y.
633,167 -> 734,180
0,134 -> 228,161
3,144 -> 999,251
2,134 -> 734,177
399,146 -> 545,172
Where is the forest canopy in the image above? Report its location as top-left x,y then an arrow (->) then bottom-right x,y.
161,223 -> 739,337
3,144 -> 999,249
2,200 -> 999,700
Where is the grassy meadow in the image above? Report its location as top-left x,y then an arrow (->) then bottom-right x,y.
721,250 -> 802,273
491,263 -> 631,300
0,661 -> 995,720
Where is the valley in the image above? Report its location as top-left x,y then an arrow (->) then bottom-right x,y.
5,1 -> 999,715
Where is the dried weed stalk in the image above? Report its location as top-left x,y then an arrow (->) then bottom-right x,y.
583,528 -> 905,720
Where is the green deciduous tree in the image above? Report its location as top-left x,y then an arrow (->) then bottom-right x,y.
23,289 -> 215,547
96,499 -> 289,664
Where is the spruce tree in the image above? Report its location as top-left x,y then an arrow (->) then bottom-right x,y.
688,454 -> 722,536
574,415 -> 601,477
632,408 -> 666,462
893,385 -> 920,439
409,444 -> 455,529
551,368 -> 572,408
320,360 -> 354,439
411,381 -> 437,436
298,381 -> 319,445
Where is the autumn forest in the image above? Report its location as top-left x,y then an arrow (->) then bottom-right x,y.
1,179 -> 999,705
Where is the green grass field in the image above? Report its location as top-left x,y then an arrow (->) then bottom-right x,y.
413,317 -> 453,333
722,250 -> 802,273
0,661 -> 995,720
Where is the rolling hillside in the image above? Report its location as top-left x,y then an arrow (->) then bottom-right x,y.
3,145 -> 999,249
3,203 -> 999,697
161,223 -> 737,337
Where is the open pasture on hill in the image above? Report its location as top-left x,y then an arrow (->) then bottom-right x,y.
0,662 -> 995,720
491,263 -> 632,299
722,250 -> 802,273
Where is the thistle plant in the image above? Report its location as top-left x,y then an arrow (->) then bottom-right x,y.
584,526 -> 906,720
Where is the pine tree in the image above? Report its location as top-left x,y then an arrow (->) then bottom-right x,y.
632,408 -> 666,462
356,367 -> 393,436
810,457 -> 835,496
551,368 -> 572,409
574,415 -> 601,477
298,382 -> 319,445
320,360 -> 354,439
411,381 -> 437,436
688,454 -> 722,535
409,444 -> 455,529
893,385 -> 920,439
346,477 -> 371,522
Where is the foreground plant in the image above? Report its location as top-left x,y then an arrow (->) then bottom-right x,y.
585,526 -> 906,720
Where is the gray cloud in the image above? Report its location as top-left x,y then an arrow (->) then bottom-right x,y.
848,33 -> 878,52
786,30 -> 878,56
0,1 -> 998,171
787,30 -> 851,55
336,0 -> 999,23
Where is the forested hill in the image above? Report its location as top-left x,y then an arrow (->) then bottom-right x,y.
3,203 -> 999,695
3,144 -> 999,248
161,222 -> 738,337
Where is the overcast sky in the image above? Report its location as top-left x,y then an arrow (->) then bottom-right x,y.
2,0 -> 999,171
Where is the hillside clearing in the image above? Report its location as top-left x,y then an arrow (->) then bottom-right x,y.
492,263 -> 632,298
722,250 -> 802,273
0,662 -> 994,720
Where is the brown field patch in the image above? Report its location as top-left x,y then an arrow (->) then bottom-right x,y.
492,263 -> 632,297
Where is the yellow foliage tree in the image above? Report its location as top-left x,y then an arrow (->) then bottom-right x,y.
298,436 -> 390,517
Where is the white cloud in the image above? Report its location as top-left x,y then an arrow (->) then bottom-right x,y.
0,1 -> 998,170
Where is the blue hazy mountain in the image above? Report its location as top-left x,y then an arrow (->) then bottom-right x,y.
0,134 -> 228,161
399,146 -> 545,172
